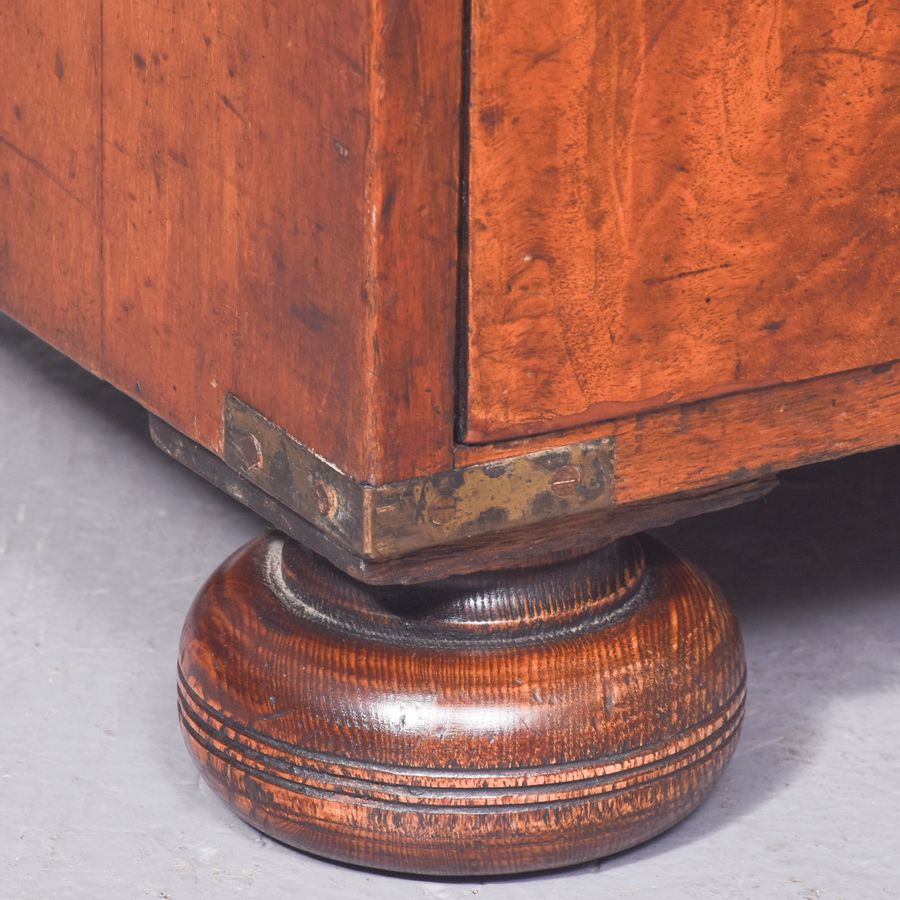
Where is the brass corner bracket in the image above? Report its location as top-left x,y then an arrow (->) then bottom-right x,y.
151,395 -> 773,585
221,395 -> 615,561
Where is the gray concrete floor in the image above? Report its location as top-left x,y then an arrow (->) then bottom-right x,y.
1,310 -> 898,899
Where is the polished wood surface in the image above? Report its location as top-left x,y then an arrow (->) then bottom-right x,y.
465,0 -> 900,442
3,0 -> 899,517
5,3 -> 897,874
458,358 -> 900,506
1,2 -> 102,364
2,0 -> 461,484
101,0 -> 461,483
179,532 -> 745,875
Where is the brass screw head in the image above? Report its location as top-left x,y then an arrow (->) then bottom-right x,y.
550,464 -> 581,497
315,481 -> 338,518
428,495 -> 457,526
238,433 -> 263,472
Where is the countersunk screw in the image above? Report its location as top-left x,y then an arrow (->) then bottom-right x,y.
237,433 -> 263,472
550,464 -> 581,497
428,495 -> 457,527
315,480 -> 338,518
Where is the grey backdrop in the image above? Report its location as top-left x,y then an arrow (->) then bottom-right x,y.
2,312 -> 898,899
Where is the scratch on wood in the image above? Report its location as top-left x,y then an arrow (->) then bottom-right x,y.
644,263 -> 733,287
0,134 -> 87,208
219,94 -> 248,125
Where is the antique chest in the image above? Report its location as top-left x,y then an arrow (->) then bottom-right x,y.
2,0 -> 898,875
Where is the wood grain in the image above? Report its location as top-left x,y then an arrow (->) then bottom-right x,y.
361,0 -> 462,481
101,0 -> 461,482
178,531 -> 745,875
0,1 -> 102,365
3,0 -> 900,566
464,0 -> 900,442
457,358 -> 900,506
2,0 -> 460,484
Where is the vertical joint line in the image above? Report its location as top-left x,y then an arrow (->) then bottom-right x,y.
454,0 -> 473,445
98,0 -> 106,370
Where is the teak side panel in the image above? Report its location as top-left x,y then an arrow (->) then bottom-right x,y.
0,2 -> 102,365
102,0 -> 459,483
103,1 -> 260,458
465,0 -> 900,443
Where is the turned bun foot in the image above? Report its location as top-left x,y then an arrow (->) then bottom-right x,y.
177,533 -> 745,876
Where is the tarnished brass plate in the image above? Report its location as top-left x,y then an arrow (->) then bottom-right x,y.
223,395 -> 615,560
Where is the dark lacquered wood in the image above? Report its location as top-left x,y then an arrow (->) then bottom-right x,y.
178,532 -> 745,875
